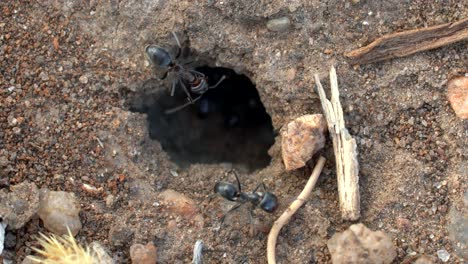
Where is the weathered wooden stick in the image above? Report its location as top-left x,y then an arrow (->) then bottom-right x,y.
345,17 -> 468,64
314,67 -> 360,221
267,156 -> 326,264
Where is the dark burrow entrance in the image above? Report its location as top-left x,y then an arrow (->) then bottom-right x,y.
130,66 -> 275,171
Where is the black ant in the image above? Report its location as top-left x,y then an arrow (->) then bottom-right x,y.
213,171 -> 278,227
145,32 -> 226,114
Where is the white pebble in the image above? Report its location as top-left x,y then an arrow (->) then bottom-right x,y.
79,75 -> 89,84
267,17 -> 291,32
437,249 -> 450,262
38,189 -> 82,236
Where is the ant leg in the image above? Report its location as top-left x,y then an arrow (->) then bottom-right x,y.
220,203 -> 244,225
170,78 -> 177,97
172,31 -> 182,59
160,70 -> 169,80
248,205 -> 256,236
248,207 -> 254,224
164,95 -> 203,115
205,193 -> 219,206
179,80 -> 194,102
208,75 -> 226,89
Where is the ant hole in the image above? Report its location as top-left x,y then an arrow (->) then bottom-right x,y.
129,66 -> 275,171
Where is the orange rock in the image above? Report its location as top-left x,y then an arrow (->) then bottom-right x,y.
130,243 -> 157,264
324,48 -> 333,54
281,114 -> 326,170
52,37 -> 59,50
414,255 -> 436,264
158,190 -> 203,228
447,76 -> 468,119
166,220 -> 177,230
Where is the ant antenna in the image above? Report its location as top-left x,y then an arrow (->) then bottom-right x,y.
252,182 -> 267,193
227,170 -> 242,193
209,75 -> 227,89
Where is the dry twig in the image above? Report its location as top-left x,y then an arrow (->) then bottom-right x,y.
267,156 -> 326,264
345,18 -> 468,64
314,67 -> 360,221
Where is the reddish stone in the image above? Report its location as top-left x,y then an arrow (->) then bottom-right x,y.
447,76 -> 468,119
281,114 -> 326,170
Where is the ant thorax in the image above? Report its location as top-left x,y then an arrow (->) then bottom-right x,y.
176,66 -> 197,83
240,192 -> 261,204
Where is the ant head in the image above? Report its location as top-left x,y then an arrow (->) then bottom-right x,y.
214,182 -> 239,202
145,45 -> 173,67
259,192 -> 278,213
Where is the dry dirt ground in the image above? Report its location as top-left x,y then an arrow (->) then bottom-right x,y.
1,0 -> 467,263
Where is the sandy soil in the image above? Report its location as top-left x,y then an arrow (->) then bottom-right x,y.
1,0 -> 467,263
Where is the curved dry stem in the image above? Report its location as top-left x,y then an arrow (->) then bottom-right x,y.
267,156 -> 326,264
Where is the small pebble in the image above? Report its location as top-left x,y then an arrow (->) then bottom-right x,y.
447,76 -> 468,119
106,195 -> 115,208
328,223 -> 396,264
413,255 -> 435,264
324,48 -> 333,54
130,242 -> 157,264
81,183 -> 100,194
4,232 -> 16,248
12,127 -> 21,134
79,75 -> 89,84
37,189 -> 82,236
158,189 -> 204,228
281,114 -> 326,170
39,71 -> 49,81
7,116 -> 17,126
0,182 -> 40,229
266,17 -> 291,32
436,249 -> 450,262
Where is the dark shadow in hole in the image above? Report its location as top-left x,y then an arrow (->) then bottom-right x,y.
130,66 -> 275,171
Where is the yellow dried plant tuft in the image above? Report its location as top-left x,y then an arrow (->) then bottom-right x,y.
29,229 -> 98,264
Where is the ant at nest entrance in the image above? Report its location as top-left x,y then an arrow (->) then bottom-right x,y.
130,66 -> 276,171
129,33 -> 275,171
